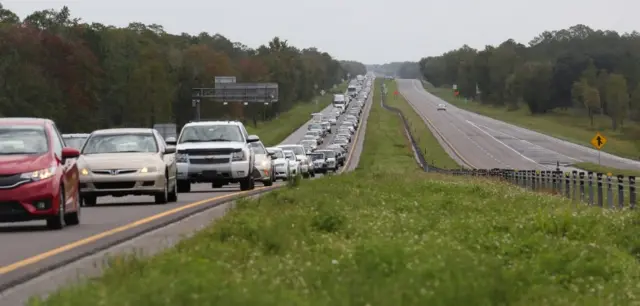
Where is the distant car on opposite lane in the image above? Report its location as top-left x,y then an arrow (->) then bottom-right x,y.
437,103 -> 447,111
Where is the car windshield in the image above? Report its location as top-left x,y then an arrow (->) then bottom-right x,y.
0,125 -> 48,155
301,140 -> 315,146
309,153 -> 324,160
284,151 -> 296,160
318,150 -> 335,158
335,138 -> 348,143
308,124 -> 322,130
63,137 -> 88,150
280,146 -> 304,155
271,150 -> 284,159
178,125 -> 243,143
82,133 -> 157,154
249,142 -> 267,154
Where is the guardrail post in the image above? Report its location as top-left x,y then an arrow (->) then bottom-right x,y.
572,171 -> 578,201
588,172 -> 594,205
531,170 -> 537,190
542,171 -> 547,189
564,172 -> 571,199
630,176 -> 636,209
617,175 -> 624,209
529,170 -> 535,189
597,173 -> 603,207
606,175 -> 613,209
552,171 -> 557,193
579,172 -> 585,203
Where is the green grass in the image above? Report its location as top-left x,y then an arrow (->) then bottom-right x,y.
246,82 -> 348,146
383,80 -> 460,169
574,162 -> 640,177
30,79 -> 640,306
425,84 -> 640,160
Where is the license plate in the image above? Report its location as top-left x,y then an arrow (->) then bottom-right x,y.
202,170 -> 217,177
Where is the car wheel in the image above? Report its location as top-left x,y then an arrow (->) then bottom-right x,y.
168,178 -> 178,202
155,178 -> 169,204
263,175 -> 274,187
177,180 -> 191,193
64,187 -> 81,226
240,175 -> 254,191
47,188 -> 65,230
212,182 -> 224,188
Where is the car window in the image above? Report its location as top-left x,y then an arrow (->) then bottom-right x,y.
249,142 -> 267,154
63,136 -> 88,150
0,124 -> 49,155
272,150 -> 284,158
178,125 -> 244,143
83,133 -> 158,154
319,151 -> 335,158
281,146 -> 304,155
50,123 -> 65,156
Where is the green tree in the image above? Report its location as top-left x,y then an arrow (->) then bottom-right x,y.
605,73 -> 630,130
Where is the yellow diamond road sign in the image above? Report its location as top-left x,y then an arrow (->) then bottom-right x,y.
590,132 -> 607,150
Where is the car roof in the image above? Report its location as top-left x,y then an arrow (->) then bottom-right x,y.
63,133 -> 91,138
0,117 -> 51,125
185,120 -> 244,127
91,128 -> 154,135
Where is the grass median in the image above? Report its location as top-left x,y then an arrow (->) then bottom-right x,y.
246,83 -> 347,146
424,84 -> 640,160
383,80 -> 460,169
31,79 -> 640,306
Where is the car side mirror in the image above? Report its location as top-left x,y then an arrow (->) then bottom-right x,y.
61,147 -> 80,159
247,135 -> 260,143
164,146 -> 176,154
165,137 -> 176,146
270,155 -> 277,160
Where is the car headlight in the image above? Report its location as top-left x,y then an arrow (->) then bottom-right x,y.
80,168 -> 89,176
260,160 -> 270,167
176,153 -> 188,163
140,166 -> 157,173
232,151 -> 246,161
21,166 -> 56,181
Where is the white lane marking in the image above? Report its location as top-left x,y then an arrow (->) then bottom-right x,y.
473,122 -> 582,163
466,120 -> 543,169
401,79 -> 508,168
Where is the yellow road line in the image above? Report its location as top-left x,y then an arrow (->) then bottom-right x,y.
0,186 -> 275,275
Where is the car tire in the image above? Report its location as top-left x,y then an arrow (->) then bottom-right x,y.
155,178 -> 169,204
64,187 -> 81,226
240,175 -> 254,191
47,188 -> 65,230
168,178 -> 178,202
177,180 -> 191,193
83,195 -> 97,207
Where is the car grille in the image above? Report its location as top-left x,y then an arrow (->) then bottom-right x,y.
94,182 -> 136,189
0,174 -> 29,189
0,201 -> 25,214
91,169 -> 137,175
190,157 -> 229,164
179,148 -> 240,155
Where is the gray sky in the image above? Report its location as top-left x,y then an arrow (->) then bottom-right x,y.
2,0 -> 637,64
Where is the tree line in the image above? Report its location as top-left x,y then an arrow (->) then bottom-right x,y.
367,62 -> 421,79
418,24 -> 640,131
0,5 -> 363,132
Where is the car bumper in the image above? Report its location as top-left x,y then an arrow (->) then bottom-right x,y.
177,160 -> 251,183
0,178 -> 61,222
274,164 -> 289,178
253,163 -> 272,181
80,172 -> 165,196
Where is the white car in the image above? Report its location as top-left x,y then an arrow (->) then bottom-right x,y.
437,103 -> 447,111
277,144 -> 314,178
282,150 -> 301,177
267,147 -> 291,181
300,139 -> 317,151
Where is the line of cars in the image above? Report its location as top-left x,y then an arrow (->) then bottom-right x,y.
0,77 -> 372,230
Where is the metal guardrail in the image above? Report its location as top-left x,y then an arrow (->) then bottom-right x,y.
379,84 -> 638,208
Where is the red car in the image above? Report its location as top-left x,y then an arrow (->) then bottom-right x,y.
0,118 -> 82,229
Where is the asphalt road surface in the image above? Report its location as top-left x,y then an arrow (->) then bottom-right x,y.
397,79 -> 640,172
0,89 -> 372,291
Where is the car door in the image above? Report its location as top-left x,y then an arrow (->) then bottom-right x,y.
155,131 -> 176,181
51,123 -> 78,212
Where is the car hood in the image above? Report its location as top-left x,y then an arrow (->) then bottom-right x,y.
177,142 -> 246,151
273,157 -> 287,165
79,153 -> 161,170
0,153 -> 52,175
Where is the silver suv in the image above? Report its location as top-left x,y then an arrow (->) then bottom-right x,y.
175,121 -> 258,191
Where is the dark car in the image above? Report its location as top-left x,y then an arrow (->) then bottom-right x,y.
0,118 -> 82,229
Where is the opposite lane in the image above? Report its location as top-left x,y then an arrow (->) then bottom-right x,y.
398,79 -> 640,171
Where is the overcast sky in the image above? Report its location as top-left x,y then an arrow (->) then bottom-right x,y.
2,0 -> 638,64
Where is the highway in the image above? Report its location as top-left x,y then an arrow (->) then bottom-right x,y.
397,79 -> 640,172
0,89 -> 373,294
